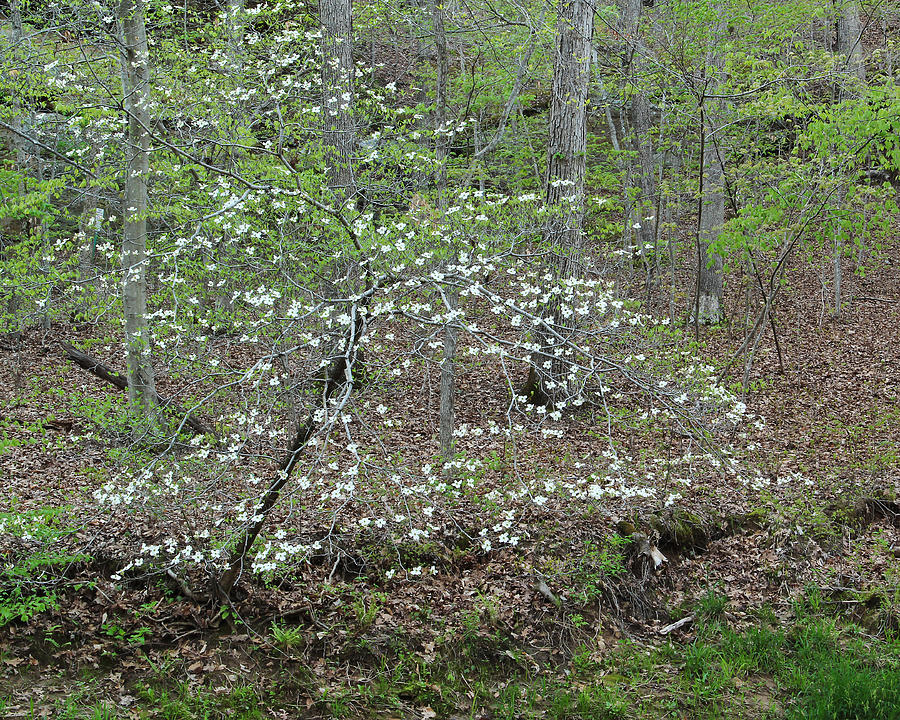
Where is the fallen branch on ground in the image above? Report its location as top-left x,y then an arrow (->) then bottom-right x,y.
659,615 -> 694,635
60,341 -> 213,437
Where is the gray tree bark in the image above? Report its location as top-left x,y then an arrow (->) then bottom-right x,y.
881,13 -> 893,79
432,0 -> 458,464
320,0 -> 355,200
696,125 -> 725,325
544,0 -> 593,260
694,23 -> 726,327
621,0 -> 657,264
432,0 -> 449,205
832,1 -> 865,317
833,201 -> 843,318
836,1 -> 866,85
118,0 -> 158,421
524,0 -> 593,404
9,0 -> 27,178
439,284 -> 458,463
78,202 -> 102,287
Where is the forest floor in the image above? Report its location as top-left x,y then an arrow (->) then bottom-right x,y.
0,242 -> 899,719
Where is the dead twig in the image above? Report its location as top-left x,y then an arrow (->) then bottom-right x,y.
659,615 -> 694,635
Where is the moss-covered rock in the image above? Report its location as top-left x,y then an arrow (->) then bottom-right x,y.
649,508 -> 712,551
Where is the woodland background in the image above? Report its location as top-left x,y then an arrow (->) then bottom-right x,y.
0,0 -> 899,717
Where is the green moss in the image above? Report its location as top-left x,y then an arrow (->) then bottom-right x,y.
651,508 -> 711,550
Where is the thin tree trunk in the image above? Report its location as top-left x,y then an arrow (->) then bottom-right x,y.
6,0 -> 31,345
214,0 -> 245,322
592,63 -> 621,154
882,13 -> 893,79
226,0 -> 245,77
118,0 -> 158,422
518,102 -> 542,186
432,0 -> 449,205
833,198 -> 844,318
605,104 -> 621,154
694,22 -> 726,328
78,198 -> 101,301
224,0 -> 246,150
696,123 -> 725,325
321,0 -> 355,200
9,0 -> 27,179
622,0 -> 657,272
831,2 -> 864,315
836,1 -> 866,84
439,286 -> 458,463
432,0 -> 457,464
649,96 -> 668,308
668,202 -> 677,326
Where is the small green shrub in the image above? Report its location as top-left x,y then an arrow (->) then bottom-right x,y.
270,620 -> 304,649
0,506 -> 88,626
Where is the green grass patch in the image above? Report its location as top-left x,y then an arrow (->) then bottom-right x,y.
3,585 -> 899,719
650,590 -> 900,719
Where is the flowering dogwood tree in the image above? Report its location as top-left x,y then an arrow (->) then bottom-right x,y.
0,0 -> 758,601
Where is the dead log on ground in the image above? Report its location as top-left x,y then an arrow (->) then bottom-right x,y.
60,341 -> 212,437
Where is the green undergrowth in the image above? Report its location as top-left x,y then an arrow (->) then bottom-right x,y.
651,588 -> 900,720
3,586 -> 899,719
0,505 -> 89,627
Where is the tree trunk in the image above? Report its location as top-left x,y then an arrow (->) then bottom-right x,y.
882,13 -> 893,79
439,287 -> 458,463
836,1 -> 865,85
831,2 -> 864,316
524,0 -> 593,404
696,123 -> 725,325
694,23 -> 726,328
320,0 -> 355,200
431,0 -> 457,464
78,201 -> 101,294
6,0 -> 31,345
118,0 -> 158,422
226,0 -> 245,77
833,217 -> 843,318
432,0 -> 449,206
545,0 -> 592,253
9,0 -> 28,179
621,0 -> 657,268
